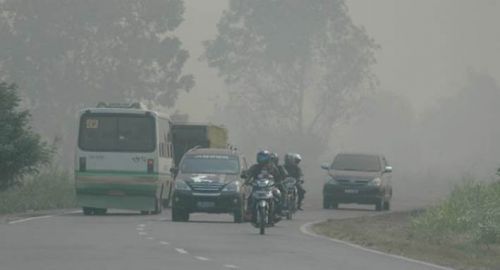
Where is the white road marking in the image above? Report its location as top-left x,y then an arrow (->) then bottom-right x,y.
147,237 -> 154,240
195,256 -> 210,261
138,232 -> 147,236
300,221 -> 455,270
138,224 -> 146,227
136,227 -> 144,231
8,215 -> 53,224
175,248 -> 188,255
224,264 -> 239,269
159,241 -> 170,245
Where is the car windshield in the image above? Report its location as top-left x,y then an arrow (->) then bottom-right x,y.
79,113 -> 156,152
331,154 -> 381,172
180,155 -> 240,174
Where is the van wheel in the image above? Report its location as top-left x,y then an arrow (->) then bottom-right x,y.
331,201 -> 339,209
323,197 -> 331,209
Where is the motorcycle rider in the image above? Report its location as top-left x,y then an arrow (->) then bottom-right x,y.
244,150 -> 282,221
284,153 -> 305,210
270,152 -> 287,184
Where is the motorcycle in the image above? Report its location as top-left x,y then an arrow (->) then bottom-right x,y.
249,171 -> 276,235
281,177 -> 298,220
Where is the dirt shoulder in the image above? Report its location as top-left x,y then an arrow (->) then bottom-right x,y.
312,210 -> 500,270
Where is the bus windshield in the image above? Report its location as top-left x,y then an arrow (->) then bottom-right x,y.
79,113 -> 156,152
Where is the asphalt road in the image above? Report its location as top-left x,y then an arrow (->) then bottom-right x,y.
0,198 -> 449,270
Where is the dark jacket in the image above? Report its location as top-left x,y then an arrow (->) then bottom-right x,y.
246,163 -> 281,184
284,164 -> 303,180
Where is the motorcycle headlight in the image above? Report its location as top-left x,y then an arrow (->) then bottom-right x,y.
222,181 -> 240,192
175,180 -> 191,191
368,177 -> 382,187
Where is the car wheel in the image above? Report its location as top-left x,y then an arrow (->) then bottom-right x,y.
375,199 -> 383,211
383,200 -> 391,211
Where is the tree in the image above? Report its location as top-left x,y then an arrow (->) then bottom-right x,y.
204,0 -> 378,158
0,0 -> 194,160
0,83 -> 52,190
419,70 -> 500,178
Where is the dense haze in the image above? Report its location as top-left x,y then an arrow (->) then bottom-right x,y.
2,0 -> 500,207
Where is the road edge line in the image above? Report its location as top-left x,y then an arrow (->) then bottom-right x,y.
8,215 -> 53,224
300,220 -> 455,270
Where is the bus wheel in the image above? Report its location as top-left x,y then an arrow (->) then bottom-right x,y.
83,207 -> 93,215
94,208 -> 107,215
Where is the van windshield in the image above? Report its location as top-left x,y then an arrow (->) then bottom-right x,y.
79,113 -> 156,152
331,154 -> 381,172
180,155 -> 240,174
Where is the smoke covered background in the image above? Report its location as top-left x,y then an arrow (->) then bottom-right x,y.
174,0 -> 500,208
2,0 -> 500,208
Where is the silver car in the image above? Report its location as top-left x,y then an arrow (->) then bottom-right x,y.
321,153 -> 393,211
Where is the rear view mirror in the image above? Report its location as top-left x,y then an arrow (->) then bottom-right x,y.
384,166 -> 393,173
170,167 -> 179,175
321,163 -> 330,170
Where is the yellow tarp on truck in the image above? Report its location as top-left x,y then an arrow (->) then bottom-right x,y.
171,123 -> 229,167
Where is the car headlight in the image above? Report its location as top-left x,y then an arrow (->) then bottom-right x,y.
368,177 -> 382,187
175,180 -> 191,191
222,181 -> 240,192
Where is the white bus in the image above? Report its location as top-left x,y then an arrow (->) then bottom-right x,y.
75,102 -> 174,215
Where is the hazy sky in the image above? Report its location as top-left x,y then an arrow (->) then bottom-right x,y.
175,0 -> 500,120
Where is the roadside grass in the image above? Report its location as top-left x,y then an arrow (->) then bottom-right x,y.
0,169 -> 76,214
313,180 -> 500,270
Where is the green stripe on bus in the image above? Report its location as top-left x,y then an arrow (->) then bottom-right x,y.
75,170 -> 170,177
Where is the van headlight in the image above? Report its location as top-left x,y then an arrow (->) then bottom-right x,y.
368,177 -> 382,187
175,180 -> 191,191
327,177 -> 338,185
222,181 -> 240,192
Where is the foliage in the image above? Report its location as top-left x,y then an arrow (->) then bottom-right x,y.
0,0 -> 194,161
412,180 -> 500,245
0,83 -> 52,190
0,169 -> 76,214
204,0 -> 378,156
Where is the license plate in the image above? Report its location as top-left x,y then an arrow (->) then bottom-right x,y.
344,189 -> 359,194
197,201 -> 215,208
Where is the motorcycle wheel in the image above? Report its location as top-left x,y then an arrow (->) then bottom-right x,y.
259,207 -> 266,235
